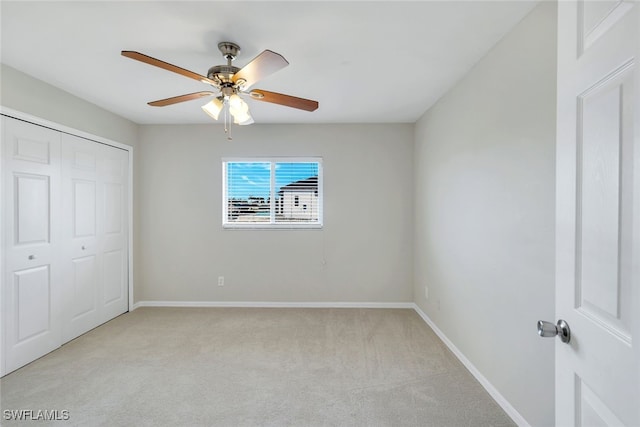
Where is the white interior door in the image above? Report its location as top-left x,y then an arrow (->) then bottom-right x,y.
61,133 -> 101,341
556,1 -> 639,426
1,116 -> 63,374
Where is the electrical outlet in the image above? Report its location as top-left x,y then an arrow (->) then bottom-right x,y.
424,286 -> 429,300
218,276 -> 224,287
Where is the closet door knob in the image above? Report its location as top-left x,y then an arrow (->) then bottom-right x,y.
28,254 -> 36,260
81,245 -> 86,250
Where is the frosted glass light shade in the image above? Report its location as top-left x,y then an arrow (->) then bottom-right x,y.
233,112 -> 254,125
229,95 -> 249,117
201,98 -> 224,120
228,94 -> 246,110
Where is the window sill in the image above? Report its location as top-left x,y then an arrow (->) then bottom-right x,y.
222,223 -> 323,230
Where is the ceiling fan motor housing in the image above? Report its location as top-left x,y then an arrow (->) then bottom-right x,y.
207,65 -> 240,86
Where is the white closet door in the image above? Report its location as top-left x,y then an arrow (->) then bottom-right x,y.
2,116 -> 130,375
61,135 -> 129,340
99,143 -> 129,323
61,134 -> 101,341
2,116 -> 63,374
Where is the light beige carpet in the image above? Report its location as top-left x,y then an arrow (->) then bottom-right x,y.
0,308 -> 515,426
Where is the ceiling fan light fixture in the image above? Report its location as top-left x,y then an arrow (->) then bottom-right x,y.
229,94 -> 251,124
234,113 -> 254,126
229,104 -> 249,118
201,97 -> 224,120
232,110 -> 251,122
228,94 -> 246,110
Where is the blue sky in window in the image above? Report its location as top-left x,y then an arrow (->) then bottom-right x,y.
227,162 -> 318,199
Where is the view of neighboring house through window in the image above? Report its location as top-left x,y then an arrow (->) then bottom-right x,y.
222,158 -> 322,228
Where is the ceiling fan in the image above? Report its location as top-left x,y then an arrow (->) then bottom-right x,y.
121,42 -> 318,134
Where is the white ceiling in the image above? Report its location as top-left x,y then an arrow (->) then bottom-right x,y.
1,1 -> 537,125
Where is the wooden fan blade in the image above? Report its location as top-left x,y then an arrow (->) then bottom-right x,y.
233,50 -> 289,89
148,91 -> 215,107
249,89 -> 318,112
121,51 -> 218,86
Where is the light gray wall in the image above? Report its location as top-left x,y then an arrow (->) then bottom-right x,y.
413,3 -> 557,427
1,64 -> 138,146
137,123 -> 414,303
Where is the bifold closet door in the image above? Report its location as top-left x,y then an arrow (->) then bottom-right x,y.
61,134 -> 100,341
2,117 -> 63,374
2,116 -> 129,375
97,141 -> 128,324
61,134 -> 129,342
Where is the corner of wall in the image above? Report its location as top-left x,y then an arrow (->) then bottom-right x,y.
411,3 -> 557,426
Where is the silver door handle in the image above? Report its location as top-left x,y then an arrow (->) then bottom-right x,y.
28,254 -> 36,260
537,319 -> 571,343
81,246 -> 86,250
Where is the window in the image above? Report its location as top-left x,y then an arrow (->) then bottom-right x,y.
222,158 -> 322,228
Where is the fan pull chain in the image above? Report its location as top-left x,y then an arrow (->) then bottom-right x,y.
224,102 -> 233,140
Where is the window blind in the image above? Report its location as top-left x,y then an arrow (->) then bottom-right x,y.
223,159 -> 322,228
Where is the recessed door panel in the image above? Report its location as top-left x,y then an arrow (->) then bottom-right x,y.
575,64 -> 633,341
576,375 -> 625,426
72,150 -> 96,172
101,154 -> 124,177
73,180 -> 96,238
15,266 -> 51,342
582,1 -> 619,33
103,250 -> 123,305
13,137 -> 50,164
579,0 -> 634,54
104,183 -> 122,234
15,174 -> 50,245
71,256 -> 97,318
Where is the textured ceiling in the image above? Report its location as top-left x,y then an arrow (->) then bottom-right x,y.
0,1 -> 537,125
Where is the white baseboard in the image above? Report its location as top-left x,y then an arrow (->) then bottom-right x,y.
132,301 -> 415,310
411,304 -> 530,427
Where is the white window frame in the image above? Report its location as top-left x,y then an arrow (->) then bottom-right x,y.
222,157 -> 323,229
